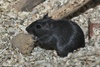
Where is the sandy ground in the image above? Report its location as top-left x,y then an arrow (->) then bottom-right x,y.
0,0 -> 100,67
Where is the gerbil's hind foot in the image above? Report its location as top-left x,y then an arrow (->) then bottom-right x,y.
57,53 -> 68,57
57,51 -> 68,57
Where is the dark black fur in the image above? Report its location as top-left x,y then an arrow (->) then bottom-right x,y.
26,15 -> 85,57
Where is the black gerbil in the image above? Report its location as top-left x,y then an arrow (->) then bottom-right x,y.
26,15 -> 85,57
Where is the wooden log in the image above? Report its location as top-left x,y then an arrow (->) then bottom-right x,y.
48,0 -> 91,20
13,0 -> 44,11
89,23 -> 100,39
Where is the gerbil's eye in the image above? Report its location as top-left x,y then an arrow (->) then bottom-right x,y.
36,24 -> 42,29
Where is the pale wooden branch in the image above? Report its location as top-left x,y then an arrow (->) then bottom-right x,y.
48,0 -> 91,20
13,0 -> 44,11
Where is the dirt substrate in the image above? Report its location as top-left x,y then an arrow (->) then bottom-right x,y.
0,0 -> 100,67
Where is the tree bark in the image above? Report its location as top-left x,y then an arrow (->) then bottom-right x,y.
13,0 -> 44,11
48,0 -> 91,20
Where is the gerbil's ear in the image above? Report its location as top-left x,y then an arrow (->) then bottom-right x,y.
43,14 -> 51,19
42,22 -> 53,30
44,23 -> 53,30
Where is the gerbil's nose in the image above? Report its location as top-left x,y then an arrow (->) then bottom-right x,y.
26,26 -> 31,33
26,27 -> 29,32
